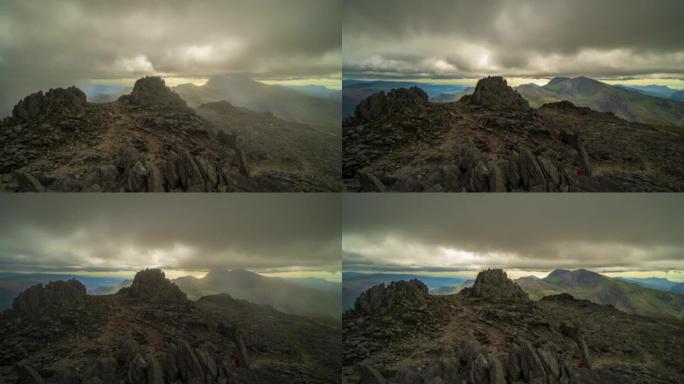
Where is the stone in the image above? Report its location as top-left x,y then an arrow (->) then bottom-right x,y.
357,169 -> 386,192
357,362 -> 387,384
15,363 -> 45,384
14,171 -> 45,192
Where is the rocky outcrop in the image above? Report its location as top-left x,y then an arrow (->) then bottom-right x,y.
354,279 -> 428,314
124,269 -> 187,302
470,76 -> 529,111
0,76 -> 289,192
460,269 -> 529,300
12,279 -> 86,314
11,87 -> 86,123
344,76 -> 684,192
353,87 -> 428,123
123,76 -> 188,110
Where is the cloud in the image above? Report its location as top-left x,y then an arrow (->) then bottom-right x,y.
0,0 -> 341,113
343,0 -> 684,79
0,194 -> 341,274
342,194 -> 684,273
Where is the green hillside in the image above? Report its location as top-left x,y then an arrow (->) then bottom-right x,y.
516,76 -> 684,127
517,269 -> 684,319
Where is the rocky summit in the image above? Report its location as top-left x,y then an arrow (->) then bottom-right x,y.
343,76 -> 684,192
0,268 -> 341,384
343,269 -> 684,384
460,269 -> 528,300
0,76 -> 338,192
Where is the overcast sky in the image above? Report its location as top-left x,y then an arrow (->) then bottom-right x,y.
343,195 -> 684,280
0,0 -> 341,114
0,195 -> 340,279
343,0 -> 684,82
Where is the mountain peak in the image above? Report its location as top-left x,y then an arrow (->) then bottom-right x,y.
125,76 -> 188,110
125,268 -> 186,302
470,76 -> 529,110
547,77 -> 571,86
460,269 -> 528,300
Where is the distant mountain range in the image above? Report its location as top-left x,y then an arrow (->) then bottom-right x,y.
342,269 -> 684,319
515,76 -> 684,127
175,76 -> 340,128
343,77 -> 684,127
1,269 -> 341,321
516,269 -> 684,319
174,269 -> 340,320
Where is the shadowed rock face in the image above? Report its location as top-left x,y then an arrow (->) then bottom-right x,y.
460,269 -> 529,300
353,86 -> 428,123
12,279 -> 86,314
353,279 -> 428,314
124,76 -> 188,110
343,269 -> 684,384
124,269 -> 187,302
0,269 -> 341,384
12,87 -> 86,122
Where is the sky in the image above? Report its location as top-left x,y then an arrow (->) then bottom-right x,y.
0,0 -> 341,115
343,0 -> 684,88
0,195 -> 341,281
343,194 -> 684,282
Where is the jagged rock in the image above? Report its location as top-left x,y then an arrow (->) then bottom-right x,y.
471,76 -> 529,110
13,171 -> 45,192
14,363 -> 45,384
354,87 -> 428,122
357,169 -> 386,192
12,87 -> 86,122
354,279 -> 428,314
125,269 -> 186,302
175,341 -> 205,383
357,363 -> 387,384
460,269 -> 528,300
13,279 -> 86,313
125,76 -> 188,110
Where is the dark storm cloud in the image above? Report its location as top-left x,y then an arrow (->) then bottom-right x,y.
343,0 -> 684,78
342,195 -> 684,272
0,0 -> 341,113
0,195 -> 340,273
